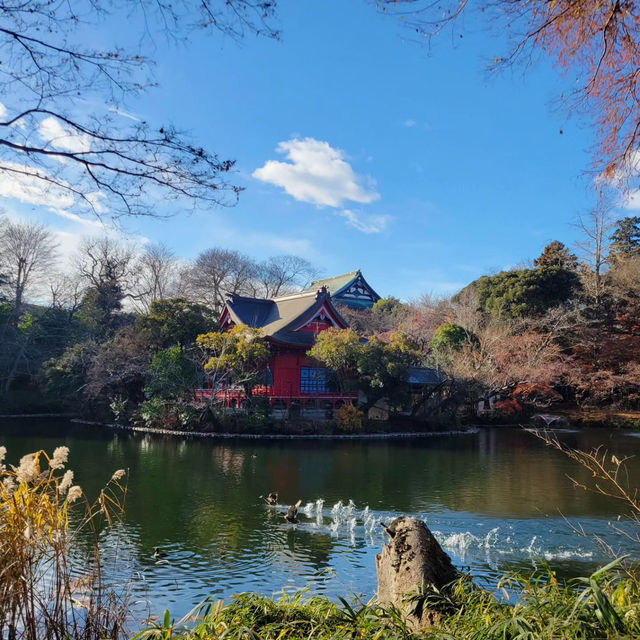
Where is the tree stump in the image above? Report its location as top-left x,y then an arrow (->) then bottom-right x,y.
376,516 -> 458,628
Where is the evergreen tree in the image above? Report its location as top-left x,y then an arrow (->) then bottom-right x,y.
534,241 -> 578,270
609,216 -> 640,262
472,267 -> 581,319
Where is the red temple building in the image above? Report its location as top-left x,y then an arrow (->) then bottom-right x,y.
195,271 -> 446,418
201,286 -> 357,411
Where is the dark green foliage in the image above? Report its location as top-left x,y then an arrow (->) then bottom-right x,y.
75,286 -> 134,339
610,216 -> 640,262
534,240 -> 578,270
42,340 -> 99,404
135,397 -> 200,430
474,267 -> 581,318
145,347 -> 199,400
430,323 -> 478,354
136,298 -> 217,349
0,305 -> 79,393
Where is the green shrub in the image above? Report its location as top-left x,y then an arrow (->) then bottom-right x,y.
136,398 -> 199,431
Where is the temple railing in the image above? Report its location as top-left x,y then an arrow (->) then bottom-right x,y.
194,387 -> 357,409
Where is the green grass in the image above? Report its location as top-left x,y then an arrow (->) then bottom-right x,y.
133,560 -> 640,640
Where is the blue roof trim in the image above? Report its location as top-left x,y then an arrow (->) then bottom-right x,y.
332,272 -> 381,309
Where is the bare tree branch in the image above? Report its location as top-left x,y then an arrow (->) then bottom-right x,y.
0,1 -> 279,218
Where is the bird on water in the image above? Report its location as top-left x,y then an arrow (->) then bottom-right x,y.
285,499 -> 302,523
153,547 -> 168,560
264,491 -> 278,506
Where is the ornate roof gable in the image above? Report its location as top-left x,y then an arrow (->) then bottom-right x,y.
308,270 -> 380,309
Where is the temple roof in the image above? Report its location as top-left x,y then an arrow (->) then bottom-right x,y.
309,270 -> 362,296
307,270 -> 380,309
407,366 -> 446,386
222,288 -> 348,347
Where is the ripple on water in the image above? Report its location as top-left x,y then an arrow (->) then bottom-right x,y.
89,496 -> 640,625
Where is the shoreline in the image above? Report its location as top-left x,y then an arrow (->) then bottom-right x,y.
0,413 -> 76,418
69,418 -> 480,439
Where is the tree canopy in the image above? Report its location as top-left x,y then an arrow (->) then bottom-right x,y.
197,325 -> 270,396
136,298 -> 218,350
429,323 -> 479,367
534,241 -> 578,271
609,216 -> 640,262
462,267 -> 581,319
309,328 -> 422,409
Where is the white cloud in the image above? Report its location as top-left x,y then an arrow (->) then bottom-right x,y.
49,226 -> 149,274
39,117 -> 91,153
622,189 -> 640,210
253,137 -> 380,208
0,163 -> 75,209
337,209 -> 391,234
0,161 -> 106,217
85,191 -> 107,214
404,119 -> 416,128
51,229 -> 88,270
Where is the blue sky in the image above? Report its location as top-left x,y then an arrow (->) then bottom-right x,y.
2,1 -> 619,300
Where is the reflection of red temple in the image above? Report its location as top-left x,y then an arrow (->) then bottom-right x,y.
196,287 -> 358,411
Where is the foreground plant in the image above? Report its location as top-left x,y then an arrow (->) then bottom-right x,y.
533,429 -> 640,586
0,446 -> 128,640
133,561 -> 640,640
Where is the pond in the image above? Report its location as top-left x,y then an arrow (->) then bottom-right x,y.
1,419 -> 639,624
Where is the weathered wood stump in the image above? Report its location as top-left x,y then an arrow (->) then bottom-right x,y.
376,516 -> 458,627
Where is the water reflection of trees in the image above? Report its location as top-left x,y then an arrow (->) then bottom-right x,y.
4,424 -> 639,569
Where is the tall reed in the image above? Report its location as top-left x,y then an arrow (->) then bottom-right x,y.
0,446 -> 128,640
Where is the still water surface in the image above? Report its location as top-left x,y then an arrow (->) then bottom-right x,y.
1,420 -> 639,621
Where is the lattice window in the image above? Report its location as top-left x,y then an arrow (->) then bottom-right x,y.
300,367 -> 329,393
